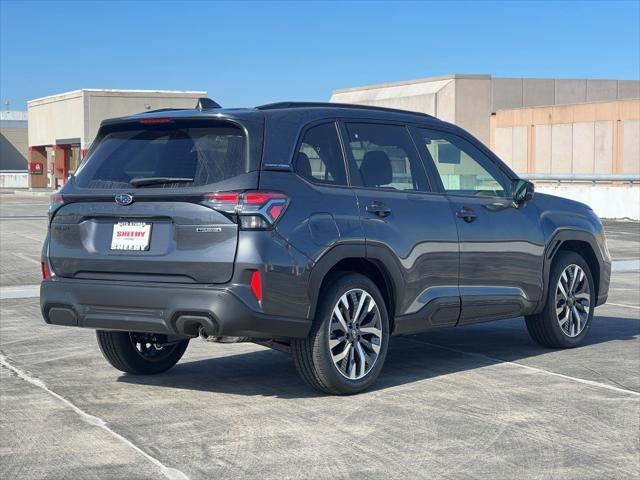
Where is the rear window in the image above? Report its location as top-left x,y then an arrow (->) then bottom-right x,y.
74,120 -> 247,189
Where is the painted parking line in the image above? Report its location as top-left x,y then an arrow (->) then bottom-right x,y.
604,302 -> 640,311
0,285 -> 40,300
0,354 -> 189,480
404,338 -> 640,397
611,259 -> 640,272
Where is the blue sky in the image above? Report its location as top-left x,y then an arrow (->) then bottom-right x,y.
1,0 -> 639,110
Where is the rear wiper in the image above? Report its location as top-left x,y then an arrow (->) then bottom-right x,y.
129,177 -> 194,187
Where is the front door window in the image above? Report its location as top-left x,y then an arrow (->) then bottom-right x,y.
416,128 -> 511,198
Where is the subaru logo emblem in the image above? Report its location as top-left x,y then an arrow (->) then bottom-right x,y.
115,193 -> 133,206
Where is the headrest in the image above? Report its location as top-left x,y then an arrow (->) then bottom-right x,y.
360,150 -> 392,187
297,152 -> 312,178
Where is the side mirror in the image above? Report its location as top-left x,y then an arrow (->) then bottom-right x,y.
512,179 -> 535,205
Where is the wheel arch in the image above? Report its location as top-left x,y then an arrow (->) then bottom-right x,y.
540,229 -> 606,310
307,245 -> 399,332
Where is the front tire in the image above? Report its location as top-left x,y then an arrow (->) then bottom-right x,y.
292,272 -> 390,395
96,331 -> 189,375
525,251 -> 595,348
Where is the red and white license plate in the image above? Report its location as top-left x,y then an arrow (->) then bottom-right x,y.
110,222 -> 152,251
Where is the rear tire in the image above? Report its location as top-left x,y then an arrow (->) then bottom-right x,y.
96,331 -> 189,374
525,251 -> 595,348
292,272 -> 390,395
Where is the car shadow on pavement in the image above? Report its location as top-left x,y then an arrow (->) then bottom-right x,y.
118,314 -> 639,397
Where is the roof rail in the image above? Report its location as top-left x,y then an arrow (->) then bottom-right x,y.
255,101 -> 435,118
196,97 -> 222,111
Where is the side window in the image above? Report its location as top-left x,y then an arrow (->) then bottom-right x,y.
296,122 -> 348,185
345,123 -> 429,191
416,128 -> 512,198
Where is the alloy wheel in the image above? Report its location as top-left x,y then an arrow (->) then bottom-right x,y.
555,264 -> 591,338
129,333 -> 179,362
328,288 -> 383,380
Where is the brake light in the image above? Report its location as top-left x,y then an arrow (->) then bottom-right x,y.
201,191 -> 289,229
139,118 -> 174,124
250,270 -> 262,302
41,262 -> 50,280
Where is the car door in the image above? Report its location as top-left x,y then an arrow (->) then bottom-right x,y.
411,126 -> 545,325
340,120 -> 460,334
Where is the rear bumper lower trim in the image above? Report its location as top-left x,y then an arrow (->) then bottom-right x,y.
40,279 -> 311,339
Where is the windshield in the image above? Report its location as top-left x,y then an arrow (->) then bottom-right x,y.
74,121 -> 247,189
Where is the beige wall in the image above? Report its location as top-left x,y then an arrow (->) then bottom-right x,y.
84,91 -> 206,148
28,91 -> 84,147
330,77 -> 453,118
28,89 -> 206,150
0,126 -> 28,169
332,75 -> 640,150
491,100 -> 640,175
27,89 -> 207,189
454,78 -> 492,145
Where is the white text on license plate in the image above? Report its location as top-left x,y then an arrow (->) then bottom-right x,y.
110,222 -> 152,251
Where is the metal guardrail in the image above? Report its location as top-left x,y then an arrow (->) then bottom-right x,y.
521,174 -> 640,183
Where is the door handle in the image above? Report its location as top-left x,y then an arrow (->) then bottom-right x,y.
366,202 -> 392,217
456,207 -> 478,223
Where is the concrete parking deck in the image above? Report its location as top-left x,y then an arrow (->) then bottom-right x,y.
1,196 -> 638,479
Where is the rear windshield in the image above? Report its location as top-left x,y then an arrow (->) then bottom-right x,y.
74,120 -> 247,189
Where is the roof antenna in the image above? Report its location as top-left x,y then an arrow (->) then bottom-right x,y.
196,97 -> 222,111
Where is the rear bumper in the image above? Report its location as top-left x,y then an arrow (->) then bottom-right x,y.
40,278 -> 311,339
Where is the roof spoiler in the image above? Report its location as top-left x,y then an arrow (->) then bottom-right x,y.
196,97 -> 222,111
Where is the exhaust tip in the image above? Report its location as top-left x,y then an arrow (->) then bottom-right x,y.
198,326 -> 210,340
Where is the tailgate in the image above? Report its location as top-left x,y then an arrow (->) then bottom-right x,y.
49,200 -> 237,283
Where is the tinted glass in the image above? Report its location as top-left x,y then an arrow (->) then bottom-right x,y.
345,123 -> 428,191
296,122 -> 347,185
74,121 -> 246,189
416,128 -> 511,197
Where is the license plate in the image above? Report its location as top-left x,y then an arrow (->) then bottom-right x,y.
110,222 -> 152,251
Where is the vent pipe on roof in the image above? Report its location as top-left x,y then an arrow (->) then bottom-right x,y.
196,98 -> 222,111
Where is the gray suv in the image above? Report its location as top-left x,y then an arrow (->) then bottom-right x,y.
40,100 -> 611,394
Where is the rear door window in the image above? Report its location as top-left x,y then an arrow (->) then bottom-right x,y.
344,122 -> 429,192
74,120 -> 247,189
295,122 -> 348,185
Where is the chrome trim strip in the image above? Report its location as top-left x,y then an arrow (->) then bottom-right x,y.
404,285 -> 528,315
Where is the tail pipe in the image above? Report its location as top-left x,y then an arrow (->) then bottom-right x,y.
198,326 -> 249,344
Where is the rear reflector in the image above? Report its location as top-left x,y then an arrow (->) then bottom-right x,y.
250,270 -> 262,302
41,262 -> 50,280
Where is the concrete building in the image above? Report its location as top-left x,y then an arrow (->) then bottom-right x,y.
331,75 -> 640,219
27,89 -> 206,189
0,111 -> 29,188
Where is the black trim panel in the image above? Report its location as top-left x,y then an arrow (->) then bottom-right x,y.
41,278 -> 311,339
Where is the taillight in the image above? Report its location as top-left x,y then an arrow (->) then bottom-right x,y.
201,191 -> 289,230
202,192 -> 240,214
250,270 -> 262,302
48,193 -> 64,220
41,262 -> 50,280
